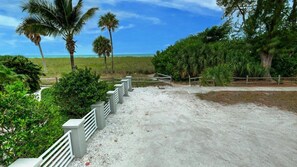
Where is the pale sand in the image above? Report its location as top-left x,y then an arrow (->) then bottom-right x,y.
70,86 -> 297,167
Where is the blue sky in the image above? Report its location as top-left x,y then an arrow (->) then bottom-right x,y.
0,0 -> 223,57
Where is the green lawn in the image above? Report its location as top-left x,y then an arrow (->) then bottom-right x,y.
30,57 -> 154,78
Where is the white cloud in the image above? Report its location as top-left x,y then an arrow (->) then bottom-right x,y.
118,24 -> 135,30
0,15 -> 20,28
111,10 -> 161,24
43,36 -> 55,42
99,0 -> 220,13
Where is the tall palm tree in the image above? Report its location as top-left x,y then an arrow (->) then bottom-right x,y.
93,36 -> 111,71
98,12 -> 119,73
16,20 -> 47,73
21,0 -> 98,71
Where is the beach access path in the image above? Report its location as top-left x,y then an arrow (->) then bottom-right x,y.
70,86 -> 297,167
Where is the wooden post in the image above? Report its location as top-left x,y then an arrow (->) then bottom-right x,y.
278,75 -> 281,85
246,75 -> 249,85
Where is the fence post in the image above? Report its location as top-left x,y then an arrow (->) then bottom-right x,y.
126,76 -> 133,92
115,84 -> 124,104
107,91 -> 117,114
55,77 -> 58,83
121,79 -> 129,96
91,102 -> 106,130
9,158 -> 42,167
62,119 -> 86,158
278,75 -> 281,85
246,75 -> 249,85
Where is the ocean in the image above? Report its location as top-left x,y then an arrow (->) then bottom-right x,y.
26,54 -> 154,58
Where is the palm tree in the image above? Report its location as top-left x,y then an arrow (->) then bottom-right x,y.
98,12 -> 119,73
16,20 -> 47,73
93,36 -> 111,72
21,0 -> 98,71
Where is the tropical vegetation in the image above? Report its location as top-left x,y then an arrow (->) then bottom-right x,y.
0,56 -> 43,92
53,68 -> 110,118
93,36 -> 112,71
16,19 -> 47,73
152,0 -> 297,85
0,81 -> 64,166
99,12 -> 119,73
21,0 -> 98,70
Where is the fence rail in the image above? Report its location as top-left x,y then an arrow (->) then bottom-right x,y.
155,73 -> 172,82
39,131 -> 74,167
189,76 -> 297,86
104,101 -> 111,118
83,109 -> 98,141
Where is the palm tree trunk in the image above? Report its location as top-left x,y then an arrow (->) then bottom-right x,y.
104,54 -> 107,72
66,35 -> 76,71
70,54 -> 75,71
38,43 -> 47,73
108,29 -> 114,73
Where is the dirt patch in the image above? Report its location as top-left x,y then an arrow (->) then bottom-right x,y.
197,91 -> 297,113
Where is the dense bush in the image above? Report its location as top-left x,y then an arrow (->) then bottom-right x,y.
0,82 -> 64,166
200,64 -> 234,86
271,55 -> 297,77
152,23 -> 266,82
0,64 -> 23,90
53,68 -> 110,118
152,21 -> 297,82
0,56 -> 43,92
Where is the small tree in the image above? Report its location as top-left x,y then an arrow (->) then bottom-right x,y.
99,12 -> 119,73
93,36 -> 111,71
53,68 -> 109,118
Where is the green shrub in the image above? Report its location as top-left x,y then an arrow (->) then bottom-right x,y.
0,64 -> 24,90
0,81 -> 64,166
151,23 -> 266,80
200,64 -> 234,86
53,68 -> 109,118
0,56 -> 43,92
271,55 -> 297,77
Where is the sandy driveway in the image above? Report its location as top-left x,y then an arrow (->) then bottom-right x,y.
70,86 -> 297,167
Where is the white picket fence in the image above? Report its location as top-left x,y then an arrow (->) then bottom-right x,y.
39,131 -> 74,167
83,109 -> 98,141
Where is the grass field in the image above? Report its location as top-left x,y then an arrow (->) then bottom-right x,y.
30,57 -> 154,78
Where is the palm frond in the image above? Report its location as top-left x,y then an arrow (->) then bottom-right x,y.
98,12 -> 119,32
22,0 -> 58,24
73,7 -> 98,34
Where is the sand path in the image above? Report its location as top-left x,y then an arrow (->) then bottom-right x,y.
70,86 -> 297,167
